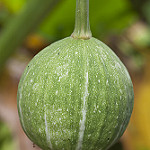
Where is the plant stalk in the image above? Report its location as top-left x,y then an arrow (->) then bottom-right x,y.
71,0 -> 92,39
0,0 -> 62,70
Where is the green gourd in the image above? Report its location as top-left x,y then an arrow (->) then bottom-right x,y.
17,0 -> 134,150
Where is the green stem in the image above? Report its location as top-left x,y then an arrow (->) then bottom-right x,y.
71,0 -> 92,39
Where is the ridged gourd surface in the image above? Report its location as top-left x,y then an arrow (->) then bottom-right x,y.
17,37 -> 134,150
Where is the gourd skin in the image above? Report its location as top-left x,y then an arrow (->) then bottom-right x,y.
17,37 -> 134,150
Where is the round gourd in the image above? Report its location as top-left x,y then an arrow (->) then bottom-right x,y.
17,1 -> 134,150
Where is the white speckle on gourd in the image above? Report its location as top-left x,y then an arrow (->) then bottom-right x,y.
57,108 -> 62,111
106,79 -> 109,85
55,90 -> 58,95
32,83 -> 39,91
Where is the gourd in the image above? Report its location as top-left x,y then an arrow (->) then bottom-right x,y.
17,0 -> 134,150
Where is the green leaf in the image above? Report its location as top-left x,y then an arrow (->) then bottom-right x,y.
0,0 -> 62,68
0,121 -> 16,150
1,0 -> 26,13
142,0 -> 150,24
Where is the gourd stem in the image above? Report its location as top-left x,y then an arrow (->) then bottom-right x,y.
71,0 -> 92,39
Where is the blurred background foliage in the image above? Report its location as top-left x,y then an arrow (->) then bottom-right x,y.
0,0 -> 150,150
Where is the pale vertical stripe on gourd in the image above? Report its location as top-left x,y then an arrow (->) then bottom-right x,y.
76,71 -> 89,150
